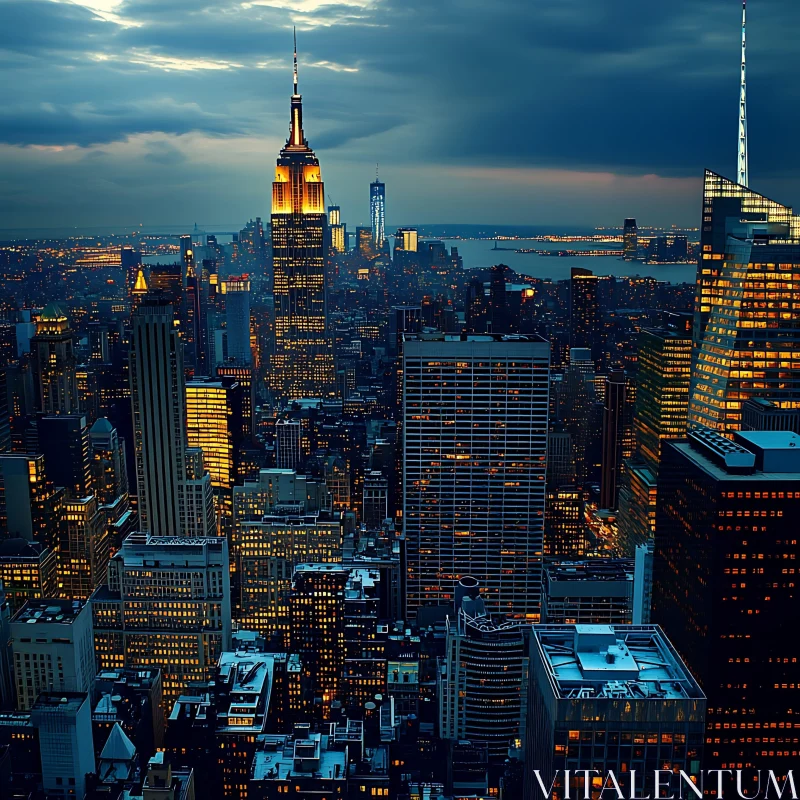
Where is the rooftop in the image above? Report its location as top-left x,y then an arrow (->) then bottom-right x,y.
534,624 -> 705,702
404,332 -> 547,345
251,731 -> 347,783
12,598 -> 85,626
545,560 -> 634,583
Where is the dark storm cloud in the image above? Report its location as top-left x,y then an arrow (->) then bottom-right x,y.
1,0 -> 799,227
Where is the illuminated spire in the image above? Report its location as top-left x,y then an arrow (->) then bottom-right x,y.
738,0 -> 748,187
287,27 -> 306,149
293,26 -> 298,97
133,268 -> 148,293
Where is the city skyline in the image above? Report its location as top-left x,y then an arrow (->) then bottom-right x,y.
2,0 -> 800,231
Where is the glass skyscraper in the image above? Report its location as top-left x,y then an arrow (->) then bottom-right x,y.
370,174 -> 385,249
690,171 -> 800,431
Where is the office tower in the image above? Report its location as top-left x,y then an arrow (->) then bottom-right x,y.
738,0 -> 748,186
91,533 -> 231,708
288,563 -> 348,716
559,350 -> 597,485
622,217 -> 638,260
546,428 -> 575,487
270,40 -> 335,401
31,692 -> 95,800
183,246 -> 204,376
0,453 -> 64,548
89,417 -> 129,505
130,304 -> 187,537
11,598 -> 95,710
0,540 -> 58,614
60,495 -> 109,599
370,169 -> 386,249
653,428 -> 800,771
182,447 -> 217,537
403,334 -> 550,618
691,171 -> 800,431
544,486 -> 588,558
31,303 -> 79,415
569,268 -> 599,362
148,264 -> 183,306
599,369 -> 626,510
276,418 -> 302,470
362,470 -> 388,528
439,578 -> 526,760
217,363 -> 254,440
236,510 -> 342,640
525,625 -> 705,800
616,327 -> 691,555
222,274 -> 252,366
741,397 -> 800,432
38,414 -> 92,498
541,560 -> 635,624
186,376 -> 244,496
328,205 -> 346,254
0,582 -> 12,708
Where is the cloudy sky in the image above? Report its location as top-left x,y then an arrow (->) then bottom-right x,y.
1,0 -> 799,232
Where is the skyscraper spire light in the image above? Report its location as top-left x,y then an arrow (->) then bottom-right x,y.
293,26 -> 298,97
738,0 -> 748,187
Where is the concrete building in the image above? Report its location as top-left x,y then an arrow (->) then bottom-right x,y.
403,333 -> 550,618
525,624 -> 705,800
11,598 -> 95,711
31,692 -> 95,799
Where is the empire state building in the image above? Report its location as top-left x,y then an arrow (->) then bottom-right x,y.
270,34 -> 336,400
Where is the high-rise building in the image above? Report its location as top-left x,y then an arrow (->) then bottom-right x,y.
544,486 -> 587,558
438,578 -> 526,760
60,494 -> 109,600
622,217 -> 638,261
186,377 -> 244,494
0,539 -> 58,614
31,303 -> 79,415
0,582 -> 13,709
38,414 -> 92,498
91,532 -> 231,708
599,369 -> 626,510
690,171 -> 800,431
741,397 -> 800,433
221,274 -> 252,366
525,624 -> 705,800
216,363 -> 254,440
328,205 -> 346,254
89,417 -> 129,505
31,692 -> 95,800
183,245 -> 204,377
0,454 -> 64,548
130,304 -> 187,537
653,427 -> 800,771
362,470 -> 388,528
270,40 -> 335,400
403,333 -> 550,618
11,598 -> 95,711
288,563 -> 348,716
616,327 -> 691,556
276,418 -> 303,470
370,170 -> 386,249
569,268 -> 599,363
541,560 -> 635,624
236,511 -> 342,641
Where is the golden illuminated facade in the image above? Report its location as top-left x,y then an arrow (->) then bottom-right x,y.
91,533 -> 231,709
270,43 -> 335,400
690,174 -> 800,432
0,541 -> 58,614
237,512 -> 342,641
31,303 -> 79,415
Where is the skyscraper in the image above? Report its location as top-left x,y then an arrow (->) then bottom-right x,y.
569,268 -> 599,364
130,303 -> 187,537
91,532 -> 231,708
653,427 -> 800,771
328,205 -> 346,254
403,333 -> 550,618
599,369 -> 626,510
690,172 -> 800,432
622,217 -> 638,261
370,168 -> 385,249
221,274 -> 252,366
737,0 -> 748,187
616,326 -> 692,556
31,303 -> 79,415
270,35 -> 335,400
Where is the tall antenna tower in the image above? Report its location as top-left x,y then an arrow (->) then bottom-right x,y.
737,0 -> 748,187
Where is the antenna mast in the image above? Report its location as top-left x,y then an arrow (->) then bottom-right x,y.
737,0 -> 748,187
